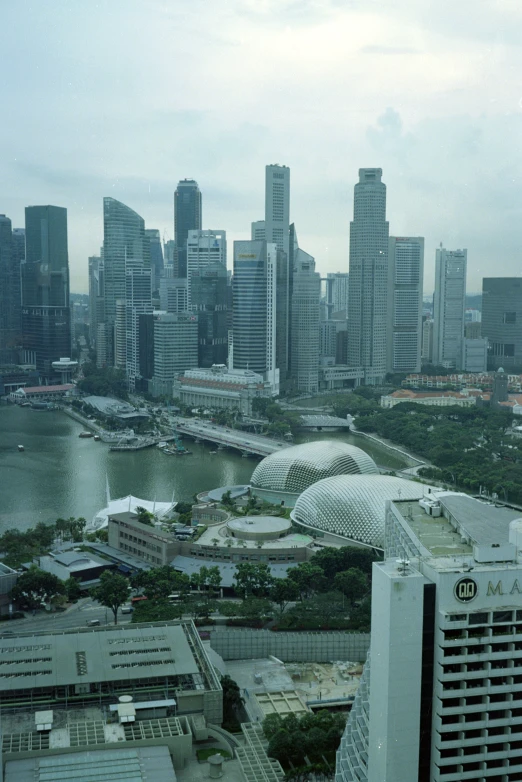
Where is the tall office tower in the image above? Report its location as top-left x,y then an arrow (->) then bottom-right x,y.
144,229 -> 164,292
422,316 -> 434,364
326,272 -> 350,318
482,278 -> 522,370
387,237 -> 424,373
138,312 -> 154,387
265,164 -> 290,377
251,221 -> 266,241
21,205 -> 71,381
462,337 -> 487,373
125,268 -> 153,389
290,251 -> 321,393
287,223 -> 299,369
433,247 -> 467,369
0,215 -> 22,362
320,320 -> 337,359
174,179 -> 202,278
232,240 -> 278,393
190,263 -> 228,366
150,311 -> 198,397
88,255 -> 102,348
186,229 -> 226,303
465,321 -> 482,340
163,239 -> 176,273
347,168 -> 389,384
102,198 -> 149,367
159,277 -> 188,313
336,492 -> 522,782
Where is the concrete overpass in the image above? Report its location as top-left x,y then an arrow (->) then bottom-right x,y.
174,419 -> 289,457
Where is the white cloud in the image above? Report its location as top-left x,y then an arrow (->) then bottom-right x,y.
0,0 -> 521,292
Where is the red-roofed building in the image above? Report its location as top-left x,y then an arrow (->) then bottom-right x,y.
10,384 -> 75,402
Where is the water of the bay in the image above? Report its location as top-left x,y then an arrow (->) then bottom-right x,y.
0,404 -> 410,532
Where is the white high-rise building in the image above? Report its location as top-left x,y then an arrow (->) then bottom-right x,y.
387,236 -> 424,373
347,168 -> 389,384
125,267 -> 152,390
433,247 -> 467,369
264,165 -> 290,261
291,251 -> 321,394
265,165 -> 290,378
186,229 -> 226,304
150,311 -> 198,397
336,491 -> 522,782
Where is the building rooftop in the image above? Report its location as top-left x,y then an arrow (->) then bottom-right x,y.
171,556 -> 297,587
0,622 -> 204,691
15,384 -> 74,394
393,493 -> 522,558
5,746 -> 176,782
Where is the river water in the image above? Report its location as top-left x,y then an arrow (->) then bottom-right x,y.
0,404 -> 410,532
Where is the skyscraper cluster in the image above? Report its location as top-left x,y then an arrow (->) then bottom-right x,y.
3,165 -> 518,391
0,206 -> 71,382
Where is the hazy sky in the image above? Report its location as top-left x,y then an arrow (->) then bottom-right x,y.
1,0 -> 521,294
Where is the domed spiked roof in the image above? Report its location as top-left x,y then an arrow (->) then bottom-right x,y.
251,440 -> 378,495
291,475 -> 425,548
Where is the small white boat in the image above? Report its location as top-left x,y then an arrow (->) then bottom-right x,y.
157,441 -> 167,448
17,445 -> 24,452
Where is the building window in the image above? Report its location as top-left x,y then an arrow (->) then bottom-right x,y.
503,312 -> 516,324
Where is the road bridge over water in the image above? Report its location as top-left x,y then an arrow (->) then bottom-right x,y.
174,419 -> 289,457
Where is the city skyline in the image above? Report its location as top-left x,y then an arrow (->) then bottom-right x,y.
1,1 -> 521,293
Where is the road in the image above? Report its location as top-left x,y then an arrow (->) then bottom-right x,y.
0,598 -> 133,635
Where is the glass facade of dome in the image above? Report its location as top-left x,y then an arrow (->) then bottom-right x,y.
251,441 -> 378,494
291,475 -> 425,548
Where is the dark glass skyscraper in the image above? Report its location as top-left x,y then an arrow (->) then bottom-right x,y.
174,179 -> 202,278
190,263 -> 228,366
0,215 -> 23,363
21,206 -> 71,380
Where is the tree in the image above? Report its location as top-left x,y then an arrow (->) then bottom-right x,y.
131,566 -> 190,600
334,568 -> 368,606
11,567 -> 65,609
90,570 -> 130,624
134,506 -> 154,526
221,674 -> 244,727
270,578 -> 299,617
64,576 -> 82,602
287,562 -> 325,600
234,562 -> 274,598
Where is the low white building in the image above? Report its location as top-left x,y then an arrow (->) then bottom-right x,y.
173,364 -> 272,415
381,389 -> 476,408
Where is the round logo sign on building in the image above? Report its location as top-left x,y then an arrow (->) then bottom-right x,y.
454,577 -> 478,603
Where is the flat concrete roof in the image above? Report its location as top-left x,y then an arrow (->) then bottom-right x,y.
0,623 -> 200,691
5,746 -> 176,782
395,493 -> 522,556
227,516 -> 291,535
439,493 -> 522,545
171,556 -> 296,587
